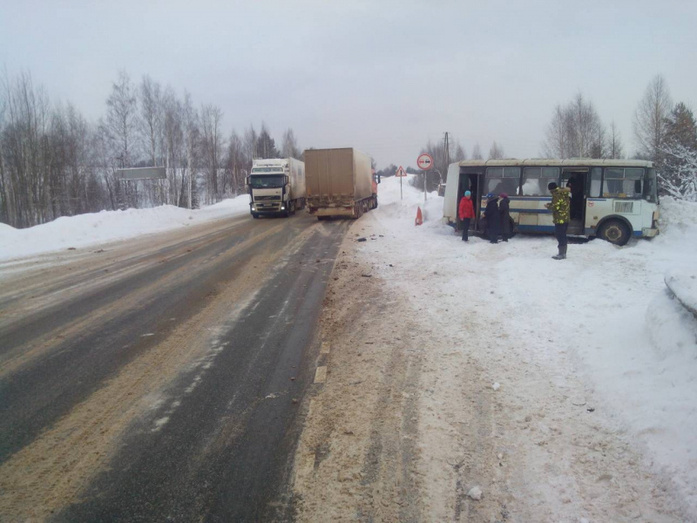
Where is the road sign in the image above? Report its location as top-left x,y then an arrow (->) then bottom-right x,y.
116,167 -> 166,180
395,166 -> 407,177
417,153 -> 434,171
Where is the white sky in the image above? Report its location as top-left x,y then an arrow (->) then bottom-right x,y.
2,0 -> 696,168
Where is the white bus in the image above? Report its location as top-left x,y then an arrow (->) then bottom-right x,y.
443,159 -> 659,245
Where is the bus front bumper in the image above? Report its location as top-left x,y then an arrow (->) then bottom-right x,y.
642,227 -> 659,238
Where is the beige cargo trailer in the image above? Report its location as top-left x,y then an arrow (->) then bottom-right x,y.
304,148 -> 378,219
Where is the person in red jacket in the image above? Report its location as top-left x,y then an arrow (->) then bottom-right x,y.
458,190 -> 475,241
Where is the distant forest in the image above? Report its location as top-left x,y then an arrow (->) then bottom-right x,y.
1,71 -> 695,229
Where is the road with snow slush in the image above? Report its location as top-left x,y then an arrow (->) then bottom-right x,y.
0,211 -> 347,521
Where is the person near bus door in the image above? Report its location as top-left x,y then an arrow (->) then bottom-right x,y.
484,193 -> 501,244
458,190 -> 475,241
499,193 -> 511,242
546,182 -> 571,259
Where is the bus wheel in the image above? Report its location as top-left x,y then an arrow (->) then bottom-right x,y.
599,219 -> 630,246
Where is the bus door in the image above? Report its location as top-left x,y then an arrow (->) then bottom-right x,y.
561,168 -> 588,234
459,169 -> 484,231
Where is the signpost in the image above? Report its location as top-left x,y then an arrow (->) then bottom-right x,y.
395,165 -> 407,200
116,167 -> 166,180
417,153 -> 433,203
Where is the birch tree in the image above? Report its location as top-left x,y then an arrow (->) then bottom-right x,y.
200,104 -> 224,203
281,128 -> 301,158
103,71 -> 139,209
634,75 -> 672,162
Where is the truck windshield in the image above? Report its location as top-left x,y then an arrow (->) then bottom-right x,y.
249,175 -> 285,188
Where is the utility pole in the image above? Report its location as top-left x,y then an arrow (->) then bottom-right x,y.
443,132 -> 450,184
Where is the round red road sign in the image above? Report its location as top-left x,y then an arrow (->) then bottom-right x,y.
417,153 -> 434,170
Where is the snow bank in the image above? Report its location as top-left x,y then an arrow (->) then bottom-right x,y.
0,195 -> 251,262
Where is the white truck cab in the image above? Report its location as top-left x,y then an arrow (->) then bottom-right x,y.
248,158 -> 306,218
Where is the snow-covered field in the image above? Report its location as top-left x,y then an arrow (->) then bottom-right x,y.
357,177 -> 697,517
2,176 -> 697,516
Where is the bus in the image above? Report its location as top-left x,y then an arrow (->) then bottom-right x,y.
443,159 -> 659,245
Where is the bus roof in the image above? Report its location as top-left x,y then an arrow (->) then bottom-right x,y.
456,158 -> 653,168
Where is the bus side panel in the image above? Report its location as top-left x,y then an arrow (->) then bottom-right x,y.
509,197 -> 553,231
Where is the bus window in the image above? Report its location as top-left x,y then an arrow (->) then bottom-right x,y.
590,168 -> 602,197
603,168 -> 644,198
521,167 -> 559,196
485,167 -> 520,195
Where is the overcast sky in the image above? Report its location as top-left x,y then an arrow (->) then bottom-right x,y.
2,0 -> 696,169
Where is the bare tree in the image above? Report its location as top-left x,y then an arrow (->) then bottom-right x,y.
104,71 -> 138,168
607,122 -> 624,159
182,92 -> 199,209
488,141 -> 505,159
243,125 -> 257,164
224,131 -> 245,196
1,71 -> 52,227
102,71 -> 139,209
543,105 -> 569,158
471,143 -> 483,160
200,104 -> 224,203
542,93 -> 606,158
634,75 -> 672,162
453,142 -> 467,161
139,76 -> 167,205
281,128 -> 301,158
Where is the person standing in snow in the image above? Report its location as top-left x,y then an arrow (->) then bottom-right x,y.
546,182 -> 571,259
499,193 -> 511,242
458,190 -> 475,241
484,193 -> 501,244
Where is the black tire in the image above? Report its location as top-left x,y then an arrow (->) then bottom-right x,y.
599,219 -> 630,246
251,212 -> 260,219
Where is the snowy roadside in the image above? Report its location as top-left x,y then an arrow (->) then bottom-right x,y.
346,177 -> 697,519
0,197 -> 251,263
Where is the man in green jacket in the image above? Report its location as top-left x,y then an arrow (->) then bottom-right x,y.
546,182 -> 571,260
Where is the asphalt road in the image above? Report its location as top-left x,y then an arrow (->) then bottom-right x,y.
0,211 -> 349,521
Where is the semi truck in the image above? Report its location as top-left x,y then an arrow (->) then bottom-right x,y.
304,148 -> 378,219
247,158 -> 306,218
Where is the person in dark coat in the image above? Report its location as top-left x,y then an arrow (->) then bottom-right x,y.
499,193 -> 511,241
458,190 -> 475,241
484,193 -> 501,244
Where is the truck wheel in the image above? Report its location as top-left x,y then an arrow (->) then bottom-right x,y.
373,195 -> 378,209
599,219 -> 630,246
251,212 -> 260,219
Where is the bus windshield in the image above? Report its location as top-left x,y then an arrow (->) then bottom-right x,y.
249,175 -> 285,189
645,168 -> 658,203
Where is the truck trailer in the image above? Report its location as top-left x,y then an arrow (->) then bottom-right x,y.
304,148 -> 378,219
247,158 -> 306,218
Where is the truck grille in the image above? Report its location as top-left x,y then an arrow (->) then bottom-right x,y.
254,195 -> 281,201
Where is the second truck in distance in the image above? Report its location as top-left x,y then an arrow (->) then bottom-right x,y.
247,158 -> 306,218
304,148 -> 378,219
